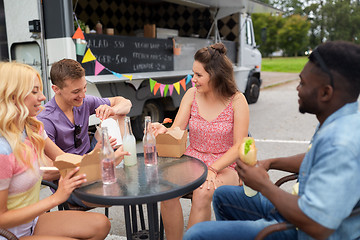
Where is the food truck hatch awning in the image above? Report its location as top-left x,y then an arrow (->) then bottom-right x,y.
164,0 -> 282,17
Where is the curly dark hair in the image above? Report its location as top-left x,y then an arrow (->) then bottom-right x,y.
194,42 -> 237,99
50,59 -> 85,88
309,41 -> 360,100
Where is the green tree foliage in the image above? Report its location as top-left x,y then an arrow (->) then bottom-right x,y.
258,0 -> 360,52
278,15 -> 310,56
322,0 -> 360,43
252,13 -> 285,57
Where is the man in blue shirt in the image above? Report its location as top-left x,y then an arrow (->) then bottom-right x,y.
184,41 -> 360,239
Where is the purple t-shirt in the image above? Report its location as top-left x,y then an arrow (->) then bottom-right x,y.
37,95 -> 110,155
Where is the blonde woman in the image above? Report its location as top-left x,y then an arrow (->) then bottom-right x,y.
0,62 -> 110,239
152,43 -> 250,240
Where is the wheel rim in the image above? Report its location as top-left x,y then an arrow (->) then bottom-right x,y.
250,83 -> 260,100
142,102 -> 161,122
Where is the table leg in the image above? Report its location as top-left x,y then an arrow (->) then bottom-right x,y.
123,205 -> 132,240
146,202 -> 158,240
138,204 -> 146,230
131,205 -> 138,233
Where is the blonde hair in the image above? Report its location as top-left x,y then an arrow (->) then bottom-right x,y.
0,62 -> 45,168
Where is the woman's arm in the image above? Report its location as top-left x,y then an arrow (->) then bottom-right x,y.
151,87 -> 195,136
44,137 -> 64,161
210,92 -> 249,171
0,167 -> 86,229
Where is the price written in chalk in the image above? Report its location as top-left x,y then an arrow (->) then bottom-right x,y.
82,34 -> 174,74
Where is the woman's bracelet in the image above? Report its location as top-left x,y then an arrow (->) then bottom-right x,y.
208,166 -> 218,176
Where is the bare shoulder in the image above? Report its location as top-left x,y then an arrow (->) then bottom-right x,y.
232,92 -> 248,108
182,87 -> 196,104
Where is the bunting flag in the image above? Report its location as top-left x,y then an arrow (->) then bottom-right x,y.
72,25 -> 133,80
72,27 -> 85,39
192,81 -> 196,88
164,85 -> 169,97
82,49 -> 96,63
94,61 -> 105,76
160,84 -> 165,97
180,78 -> 186,91
123,74 -> 133,81
149,79 -> 156,92
71,16 -> 195,98
173,82 -> 180,95
168,84 -> 174,96
186,74 -> 192,84
112,72 -> 122,78
153,83 -> 161,95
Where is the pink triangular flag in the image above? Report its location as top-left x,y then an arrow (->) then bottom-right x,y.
160,84 -> 165,97
94,61 -> 105,76
168,85 -> 174,96
192,81 -> 196,87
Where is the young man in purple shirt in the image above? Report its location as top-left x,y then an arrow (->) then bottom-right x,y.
38,58 -> 132,207
38,58 -> 132,156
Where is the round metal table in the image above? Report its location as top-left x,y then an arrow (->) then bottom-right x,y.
74,153 -> 207,240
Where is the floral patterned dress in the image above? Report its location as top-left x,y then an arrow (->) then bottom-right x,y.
184,92 -> 236,169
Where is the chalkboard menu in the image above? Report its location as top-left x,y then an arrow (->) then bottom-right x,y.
80,34 -> 174,75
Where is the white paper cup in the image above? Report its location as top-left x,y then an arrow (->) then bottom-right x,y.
243,183 -> 258,197
101,118 -> 123,147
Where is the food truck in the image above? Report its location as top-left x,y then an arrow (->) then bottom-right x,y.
0,0 -> 280,139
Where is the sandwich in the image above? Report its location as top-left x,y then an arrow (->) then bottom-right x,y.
239,137 -> 257,166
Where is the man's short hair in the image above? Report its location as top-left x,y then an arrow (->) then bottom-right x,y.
309,41 -> 360,98
50,59 -> 85,88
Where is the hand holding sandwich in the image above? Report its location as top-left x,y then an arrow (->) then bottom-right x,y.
237,137 -> 270,196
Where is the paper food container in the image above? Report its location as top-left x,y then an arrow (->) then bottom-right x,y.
53,149 -> 101,185
100,118 -> 122,147
156,127 -> 188,157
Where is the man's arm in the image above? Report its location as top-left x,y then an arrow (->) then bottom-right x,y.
236,160 -> 334,239
109,96 -> 132,116
259,153 -> 305,173
95,96 -> 132,120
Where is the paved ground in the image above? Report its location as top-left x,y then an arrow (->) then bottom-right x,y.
40,71 -> 301,240
261,71 -> 300,89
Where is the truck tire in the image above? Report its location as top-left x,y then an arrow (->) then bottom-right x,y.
244,76 -> 260,104
132,101 -> 164,140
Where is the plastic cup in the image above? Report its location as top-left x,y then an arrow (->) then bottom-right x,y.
76,39 -> 87,56
243,183 -> 258,197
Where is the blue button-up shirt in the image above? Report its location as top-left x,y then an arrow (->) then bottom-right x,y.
298,102 -> 360,239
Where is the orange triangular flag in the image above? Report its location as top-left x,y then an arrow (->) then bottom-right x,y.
154,83 -> 161,95
180,78 -> 186,91
72,27 -> 85,40
82,49 -> 96,63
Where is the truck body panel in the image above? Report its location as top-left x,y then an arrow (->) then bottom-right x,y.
0,0 -> 280,139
